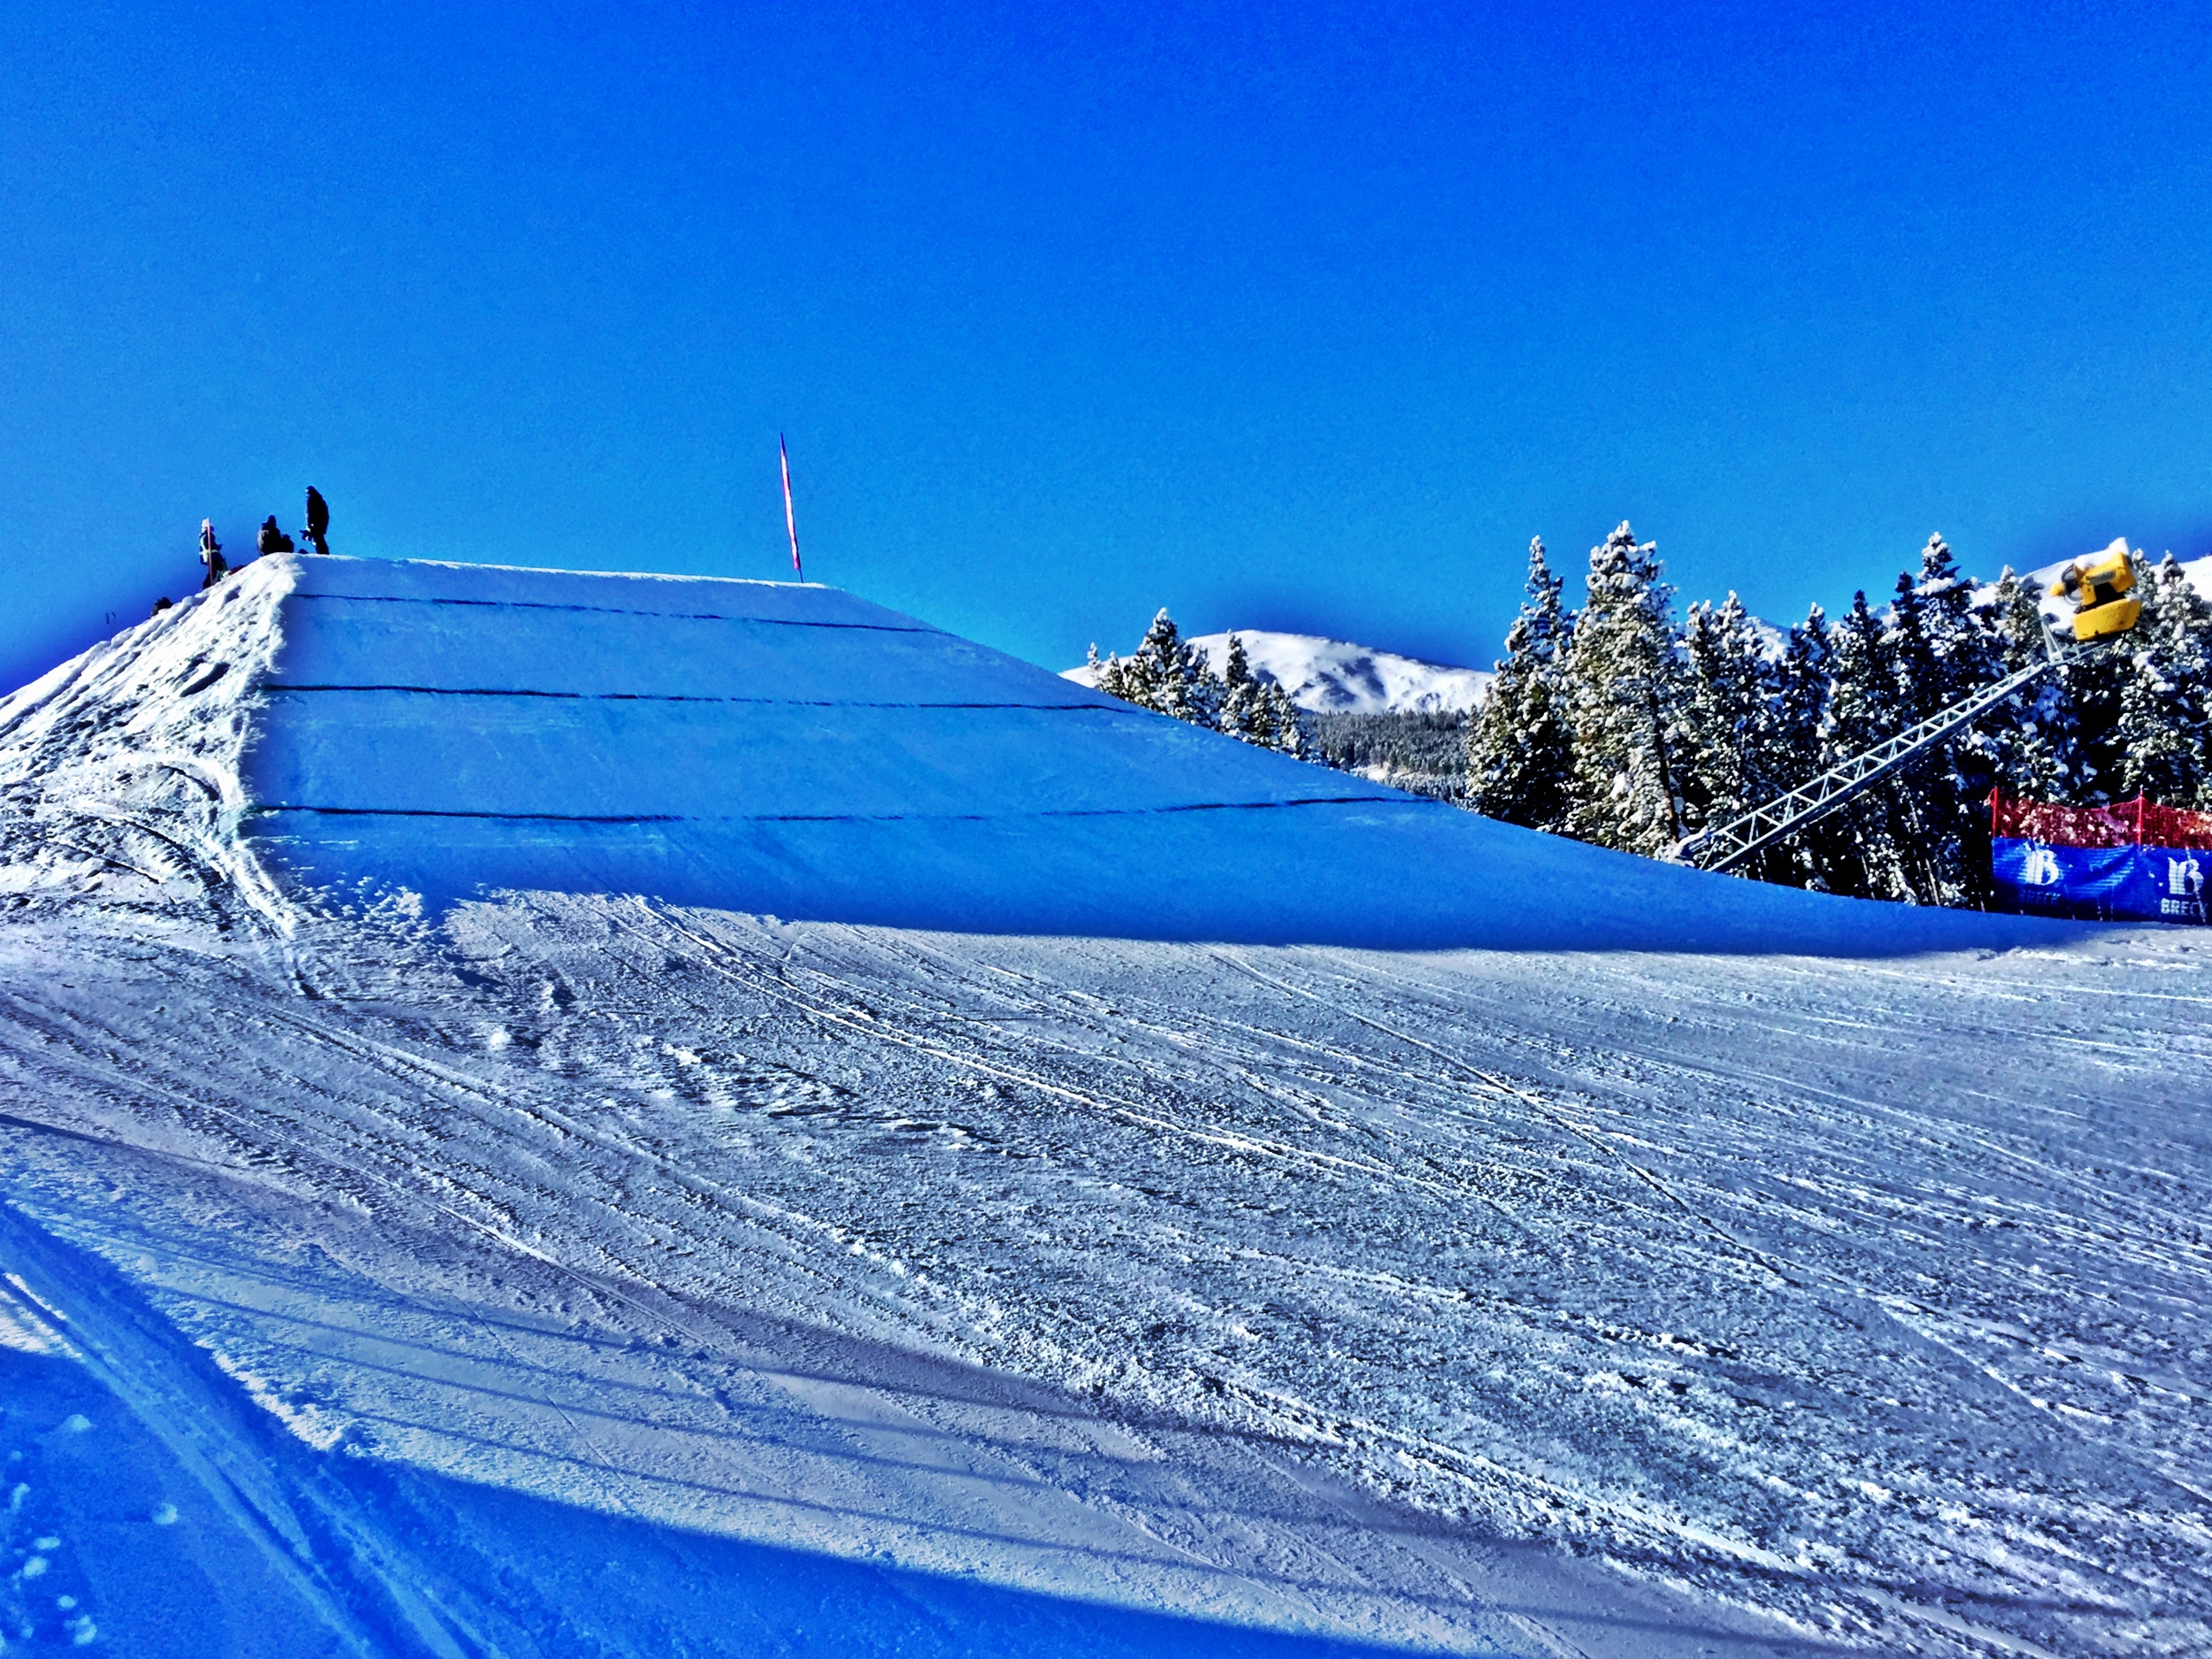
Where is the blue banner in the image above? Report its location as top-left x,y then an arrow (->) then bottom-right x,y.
1993,837 -> 2208,924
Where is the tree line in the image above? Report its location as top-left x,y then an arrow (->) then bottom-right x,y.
1087,612 -> 1307,757
1466,524 -> 2212,903
1085,526 -> 2212,906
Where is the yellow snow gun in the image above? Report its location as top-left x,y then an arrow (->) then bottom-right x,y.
2050,545 -> 2141,642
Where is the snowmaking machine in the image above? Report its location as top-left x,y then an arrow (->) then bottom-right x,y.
1676,538 -> 2148,874
2050,543 -> 2141,641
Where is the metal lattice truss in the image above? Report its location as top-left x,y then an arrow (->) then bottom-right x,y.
1678,641 -> 2094,874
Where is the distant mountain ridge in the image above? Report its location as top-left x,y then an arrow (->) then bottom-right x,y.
1065,630 -> 1491,716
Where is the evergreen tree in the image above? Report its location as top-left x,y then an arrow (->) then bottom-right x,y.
1219,632 -> 1265,741
1986,568 -> 2093,804
1679,593 -> 1778,840
1094,613 -> 1305,757
1093,610 -> 1220,726
1218,634 -> 1307,757
1915,534 -> 2002,712
2116,556 -> 2212,808
1775,604 -> 1832,760
1263,680 -> 1307,758
1879,569 -> 1955,898
2062,561 -> 2135,804
1770,604 -> 1841,887
1886,569 -> 1941,723
1466,537 -> 1573,832
1819,591 -> 1909,898
1886,537 -> 2007,905
1561,522 -> 1688,856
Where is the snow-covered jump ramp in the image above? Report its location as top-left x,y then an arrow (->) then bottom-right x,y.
4,554 -> 2057,952
0,555 -> 2203,1659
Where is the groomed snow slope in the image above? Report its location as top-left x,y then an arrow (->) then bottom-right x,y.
0,555 -> 2207,1657
1,555 -> 2069,956
0,900 -> 2204,1659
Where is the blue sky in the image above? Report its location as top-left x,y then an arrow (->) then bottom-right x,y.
4,2 -> 2208,692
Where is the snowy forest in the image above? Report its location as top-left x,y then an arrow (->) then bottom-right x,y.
1092,524 -> 2212,907
1468,524 -> 2212,904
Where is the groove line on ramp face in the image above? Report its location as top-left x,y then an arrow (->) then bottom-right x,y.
244,797 -> 1408,824
263,685 -> 1138,710
292,591 -> 939,630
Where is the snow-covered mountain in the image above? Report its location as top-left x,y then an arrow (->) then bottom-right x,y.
1,552 -> 2200,1659
1065,630 -> 1491,715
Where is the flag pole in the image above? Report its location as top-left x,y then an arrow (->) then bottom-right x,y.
780,434 -> 803,580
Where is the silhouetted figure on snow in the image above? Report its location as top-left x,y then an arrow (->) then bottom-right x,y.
198,519 -> 227,588
151,596 -> 173,618
303,487 -> 330,556
257,515 -> 295,557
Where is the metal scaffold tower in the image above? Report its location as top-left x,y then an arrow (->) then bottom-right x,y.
1677,541 -> 2145,876
1676,643 -> 2093,874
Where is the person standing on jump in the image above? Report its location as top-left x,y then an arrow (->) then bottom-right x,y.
198,519 -> 227,588
303,486 -> 331,555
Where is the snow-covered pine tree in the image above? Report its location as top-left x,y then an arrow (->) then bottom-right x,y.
1886,569 -> 1940,726
1094,615 -> 1306,757
1218,632 -> 1263,741
1766,604 -> 1839,887
1914,534 -> 2003,713
1260,680 -> 1306,757
1561,522 -> 1689,856
1871,569 -> 1952,900
1217,633 -> 1307,757
1891,536 -> 2008,905
2116,555 -> 2212,809
1986,567 -> 2095,805
1819,590 -> 1910,898
2058,558 -> 2136,804
1093,610 -> 1222,727
1466,537 -> 1573,832
1679,594 -> 1778,856
1774,604 -> 1832,758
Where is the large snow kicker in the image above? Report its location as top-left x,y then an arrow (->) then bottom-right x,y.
3,554 -> 2067,952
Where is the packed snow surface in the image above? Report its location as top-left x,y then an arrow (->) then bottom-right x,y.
1066,632 -> 1493,716
0,554 -> 2204,1657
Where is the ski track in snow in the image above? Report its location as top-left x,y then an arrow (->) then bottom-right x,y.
0,882 -> 2202,1656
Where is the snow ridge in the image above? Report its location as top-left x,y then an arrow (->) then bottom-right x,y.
0,556 -> 299,927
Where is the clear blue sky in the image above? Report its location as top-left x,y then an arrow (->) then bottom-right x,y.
4,2 -> 2208,692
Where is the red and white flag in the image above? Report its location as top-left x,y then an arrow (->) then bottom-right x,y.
780,434 -> 803,580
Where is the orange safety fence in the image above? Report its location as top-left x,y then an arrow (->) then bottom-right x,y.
1990,789 -> 2212,849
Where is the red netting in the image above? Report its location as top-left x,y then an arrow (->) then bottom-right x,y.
2140,800 -> 2212,849
1990,790 -> 2212,849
